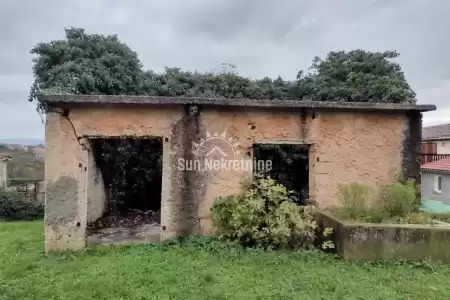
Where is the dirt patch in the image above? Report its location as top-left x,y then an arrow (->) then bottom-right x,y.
87,209 -> 160,234
86,223 -> 161,245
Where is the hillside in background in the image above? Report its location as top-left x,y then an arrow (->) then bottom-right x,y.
0,143 -> 44,183
0,139 -> 44,146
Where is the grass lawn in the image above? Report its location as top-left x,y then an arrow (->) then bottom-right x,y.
1,221 -> 450,299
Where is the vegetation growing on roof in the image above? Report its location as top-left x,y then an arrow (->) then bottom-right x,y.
30,27 -> 416,115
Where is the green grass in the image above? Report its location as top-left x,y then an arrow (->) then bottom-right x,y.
1,222 -> 450,299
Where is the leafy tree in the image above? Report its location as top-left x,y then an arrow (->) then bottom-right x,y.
29,28 -> 416,106
29,27 -> 144,113
297,50 -> 416,103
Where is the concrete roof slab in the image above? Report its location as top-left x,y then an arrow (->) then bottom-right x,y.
38,94 -> 436,112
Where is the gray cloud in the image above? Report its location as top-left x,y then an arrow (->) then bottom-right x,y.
0,0 -> 449,138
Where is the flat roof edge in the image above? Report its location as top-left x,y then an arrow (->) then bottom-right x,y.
421,168 -> 450,175
423,137 -> 450,141
37,94 -> 436,112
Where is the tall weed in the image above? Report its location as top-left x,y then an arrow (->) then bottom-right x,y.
380,178 -> 419,217
337,183 -> 372,221
336,173 -> 420,223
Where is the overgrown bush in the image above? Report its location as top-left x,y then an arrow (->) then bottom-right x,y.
337,183 -> 372,220
211,176 -> 333,250
335,183 -> 387,223
380,178 -> 419,217
428,212 -> 450,223
335,174 -> 421,224
0,190 -> 44,220
390,212 -> 432,225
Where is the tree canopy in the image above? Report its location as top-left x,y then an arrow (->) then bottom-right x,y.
29,27 -> 417,113
297,50 -> 416,103
29,28 -> 143,104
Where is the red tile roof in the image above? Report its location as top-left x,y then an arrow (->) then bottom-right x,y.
422,158 -> 450,172
422,123 -> 450,141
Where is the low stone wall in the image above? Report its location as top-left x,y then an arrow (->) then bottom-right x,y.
6,181 -> 45,204
316,211 -> 450,263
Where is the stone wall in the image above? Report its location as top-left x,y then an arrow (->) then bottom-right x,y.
45,110 -> 88,251
36,181 -> 45,203
317,211 -> 450,263
44,104 -> 417,251
0,161 -> 7,189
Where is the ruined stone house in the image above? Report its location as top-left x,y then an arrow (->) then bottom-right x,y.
39,95 -> 435,251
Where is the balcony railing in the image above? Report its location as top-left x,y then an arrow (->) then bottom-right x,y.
421,154 -> 450,164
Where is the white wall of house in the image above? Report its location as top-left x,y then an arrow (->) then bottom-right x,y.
422,171 -> 450,204
437,140 -> 450,154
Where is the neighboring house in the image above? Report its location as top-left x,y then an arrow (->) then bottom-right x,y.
32,147 -> 45,158
421,158 -> 450,204
422,123 -> 450,154
0,154 -> 12,189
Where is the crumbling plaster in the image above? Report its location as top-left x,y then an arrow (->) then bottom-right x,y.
45,111 -> 88,251
45,104 -> 409,251
86,148 -> 106,223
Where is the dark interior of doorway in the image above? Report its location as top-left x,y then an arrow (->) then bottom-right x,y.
252,143 -> 309,205
87,137 -> 162,244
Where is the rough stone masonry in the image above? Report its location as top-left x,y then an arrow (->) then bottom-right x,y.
38,95 -> 435,251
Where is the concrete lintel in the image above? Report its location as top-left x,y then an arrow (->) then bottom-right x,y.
253,140 -> 312,145
38,94 -> 436,112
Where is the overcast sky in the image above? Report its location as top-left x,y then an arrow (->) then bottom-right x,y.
1,0 -> 449,139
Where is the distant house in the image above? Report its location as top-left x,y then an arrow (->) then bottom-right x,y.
3,144 -> 28,152
0,154 -> 12,189
421,158 -> 450,204
32,147 -> 45,158
422,123 -> 450,154
421,124 -> 450,164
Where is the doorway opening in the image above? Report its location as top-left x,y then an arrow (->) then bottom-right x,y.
253,143 -> 309,205
86,137 -> 163,245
